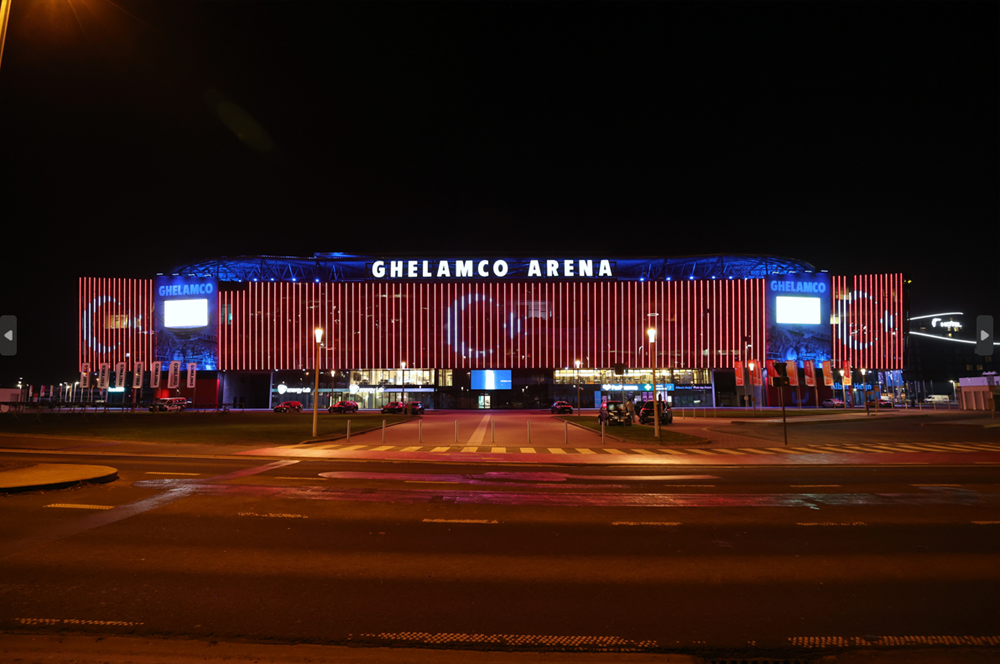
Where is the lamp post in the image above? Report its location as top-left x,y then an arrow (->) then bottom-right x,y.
647,326 -> 659,439
401,361 -> 406,414
312,328 -> 323,438
861,368 -> 869,414
575,359 -> 581,417
748,361 -> 757,415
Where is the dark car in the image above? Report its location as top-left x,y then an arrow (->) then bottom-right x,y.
328,400 -> 359,414
405,401 -> 425,414
273,401 -> 303,413
866,399 -> 893,409
551,401 -> 573,414
597,401 -> 632,426
381,401 -> 404,414
638,400 -> 673,425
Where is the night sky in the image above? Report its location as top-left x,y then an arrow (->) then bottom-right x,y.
1,1 -> 996,385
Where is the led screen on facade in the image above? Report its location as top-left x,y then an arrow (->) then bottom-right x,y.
766,273 -> 832,367
471,370 -> 512,390
154,276 -> 218,370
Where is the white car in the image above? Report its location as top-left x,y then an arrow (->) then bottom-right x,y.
149,397 -> 187,412
821,398 -> 845,408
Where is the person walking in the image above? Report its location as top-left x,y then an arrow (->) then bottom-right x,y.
625,398 -> 635,423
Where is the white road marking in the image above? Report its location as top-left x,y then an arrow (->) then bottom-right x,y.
423,519 -> 498,524
144,471 -> 200,476
45,504 -> 114,510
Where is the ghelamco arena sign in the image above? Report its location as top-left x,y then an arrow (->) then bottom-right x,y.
369,258 -> 616,280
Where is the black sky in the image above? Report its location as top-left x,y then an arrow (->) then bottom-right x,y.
1,1 -> 997,384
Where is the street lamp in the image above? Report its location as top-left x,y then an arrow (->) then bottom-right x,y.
574,359 -> 581,417
401,361 -> 406,414
748,361 -> 757,415
647,326 -> 659,439
860,368 -> 868,413
312,328 -> 323,438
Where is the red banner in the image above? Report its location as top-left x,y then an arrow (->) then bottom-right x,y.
750,360 -> 762,386
841,361 -> 852,385
734,360 -> 745,387
804,360 -> 816,387
787,362 -> 799,387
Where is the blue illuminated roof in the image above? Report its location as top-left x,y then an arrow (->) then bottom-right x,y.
169,254 -> 818,283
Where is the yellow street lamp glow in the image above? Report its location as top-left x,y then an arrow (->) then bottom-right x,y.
646,327 -> 656,344
314,327 -> 324,344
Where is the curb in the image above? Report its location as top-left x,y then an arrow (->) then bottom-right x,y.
0,463 -> 119,494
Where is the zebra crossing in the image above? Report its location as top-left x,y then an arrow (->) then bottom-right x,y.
280,441 -> 1000,457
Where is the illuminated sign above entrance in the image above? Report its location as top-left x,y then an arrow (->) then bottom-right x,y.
369,259 -> 616,280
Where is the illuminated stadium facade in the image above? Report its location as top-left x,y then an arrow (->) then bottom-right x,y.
78,254 -> 907,409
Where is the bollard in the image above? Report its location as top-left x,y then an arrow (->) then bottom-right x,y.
382,419 -> 386,443
527,420 -> 531,444
601,421 -> 605,445
564,420 -> 568,445
491,419 -> 495,444
419,419 -> 422,444
455,420 -> 458,444
347,419 -> 351,443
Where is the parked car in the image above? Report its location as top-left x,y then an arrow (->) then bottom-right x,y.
328,400 -> 359,414
821,398 -> 845,408
597,401 -> 632,426
149,397 -> 187,412
867,399 -> 894,409
273,401 -> 303,413
381,401 -> 404,414
551,401 -> 573,414
638,400 -> 672,425
405,401 -> 425,414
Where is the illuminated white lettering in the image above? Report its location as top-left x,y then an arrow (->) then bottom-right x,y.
528,260 -> 542,277
372,261 -> 386,278
437,261 -> 451,277
547,260 -> 559,277
492,260 -> 509,277
422,261 -> 432,277
579,260 -> 593,277
456,261 -> 473,278
390,261 -> 404,278
599,260 -> 612,277
407,261 -> 418,277
478,260 -> 490,277
564,260 -> 574,277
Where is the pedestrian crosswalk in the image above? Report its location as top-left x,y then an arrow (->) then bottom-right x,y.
280,441 -> 1000,457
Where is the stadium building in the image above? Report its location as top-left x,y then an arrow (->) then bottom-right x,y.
77,254 -> 907,409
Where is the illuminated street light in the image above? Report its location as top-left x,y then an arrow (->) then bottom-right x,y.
401,361 -> 407,414
575,359 -> 581,417
312,328 -> 323,438
647,324 -> 659,439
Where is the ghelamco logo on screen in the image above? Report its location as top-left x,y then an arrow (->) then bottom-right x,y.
769,280 -> 827,293
158,283 -> 215,297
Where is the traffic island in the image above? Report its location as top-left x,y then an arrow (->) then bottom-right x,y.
0,463 -> 118,494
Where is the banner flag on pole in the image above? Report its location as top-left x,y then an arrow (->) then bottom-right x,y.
734,360 -> 744,387
98,363 -> 111,390
167,361 -> 181,389
842,361 -> 852,386
804,360 -> 816,387
787,362 -> 799,387
150,361 -> 162,389
821,360 -> 834,387
114,362 -> 127,389
750,360 -> 762,386
132,362 -> 144,389
80,363 -> 91,388
186,363 -> 197,389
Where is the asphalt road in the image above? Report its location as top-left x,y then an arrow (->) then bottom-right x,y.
1,437 -> 998,659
